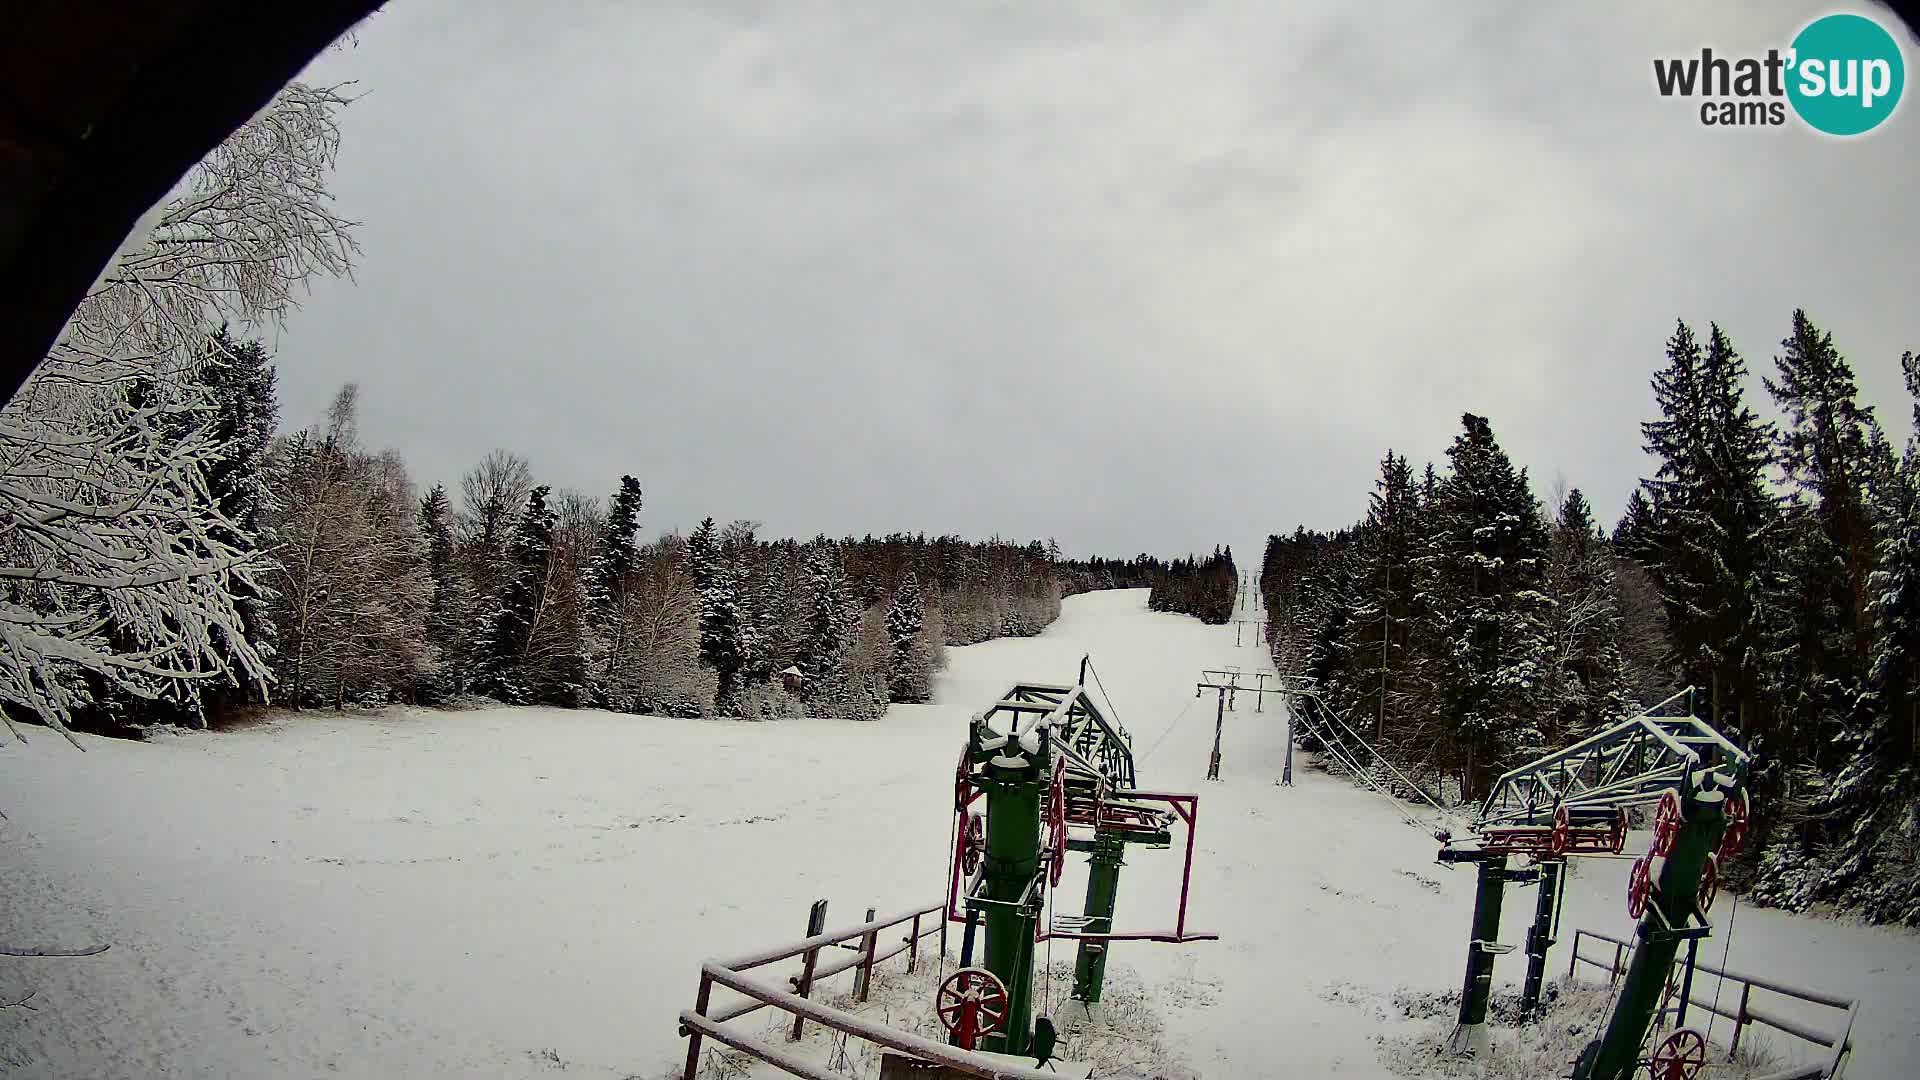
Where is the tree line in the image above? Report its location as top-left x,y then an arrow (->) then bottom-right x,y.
73,374 -> 1141,727
1262,311 -> 1920,925
1148,547 -> 1239,624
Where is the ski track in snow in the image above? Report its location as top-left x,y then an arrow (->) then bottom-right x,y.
1,589 -> 1916,1078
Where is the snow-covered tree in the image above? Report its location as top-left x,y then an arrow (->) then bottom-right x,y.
887,570 -> 934,703
0,83 -> 355,743
799,542 -> 855,714
688,518 -> 747,715
1539,489 -> 1630,745
266,386 -> 433,708
477,486 -> 589,706
1421,413 -> 1552,796
586,476 -> 643,705
457,449 -> 534,609
1639,321 -> 1778,732
416,483 -> 479,701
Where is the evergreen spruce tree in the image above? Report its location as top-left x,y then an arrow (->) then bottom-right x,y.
479,485 -> 581,704
1747,313 -> 1882,896
418,483 -> 480,700
197,329 -> 281,703
689,517 -> 746,715
1810,372 -> 1920,922
1541,489 -> 1630,745
591,476 -> 643,612
799,543 -> 854,714
479,486 -> 550,703
887,570 -> 928,702
1613,488 -> 1661,567
587,476 -> 643,706
1767,310 -> 1879,657
1336,451 -> 1420,743
1423,413 -> 1552,797
1638,321 -> 1777,733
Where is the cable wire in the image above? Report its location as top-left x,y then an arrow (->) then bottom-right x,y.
1706,891 -> 1739,1049
1138,694 -> 1200,764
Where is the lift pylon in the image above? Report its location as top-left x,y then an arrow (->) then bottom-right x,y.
1430,689 -> 1750,1077
949,660 -> 1216,1055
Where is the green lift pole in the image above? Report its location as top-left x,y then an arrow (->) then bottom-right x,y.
1437,850 -> 1537,1056
1069,828 -> 1126,1004
1574,767 -> 1736,1080
977,739 -> 1047,1055
1520,859 -> 1563,1019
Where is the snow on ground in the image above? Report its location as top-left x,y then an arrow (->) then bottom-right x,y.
2,588 -> 1916,1079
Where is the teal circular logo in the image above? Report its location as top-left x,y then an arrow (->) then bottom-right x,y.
1788,13 -> 1905,136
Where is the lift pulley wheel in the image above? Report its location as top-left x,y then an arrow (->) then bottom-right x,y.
1610,808 -> 1629,854
955,747 -> 972,813
1652,791 -> 1683,857
1698,852 -> 1718,912
1646,1028 -> 1707,1080
1718,792 -> 1748,860
936,967 -> 1009,1051
960,811 -> 985,876
1550,805 -> 1572,856
1046,757 -> 1068,887
1627,851 -> 1655,920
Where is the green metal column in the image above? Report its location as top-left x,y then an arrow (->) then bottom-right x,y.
980,755 -> 1044,1055
1575,782 -> 1730,1080
1070,829 -> 1126,1004
1444,853 -> 1510,1057
1520,859 -> 1562,1019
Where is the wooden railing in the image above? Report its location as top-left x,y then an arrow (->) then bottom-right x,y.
1568,928 -> 1858,1080
678,897 -> 1058,1080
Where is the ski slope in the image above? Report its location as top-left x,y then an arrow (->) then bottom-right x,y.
0,589 -> 1914,1078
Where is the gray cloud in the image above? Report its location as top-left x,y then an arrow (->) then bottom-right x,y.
273,1 -> 1920,562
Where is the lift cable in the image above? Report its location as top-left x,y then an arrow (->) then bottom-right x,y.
1289,700 -> 1434,834
1138,693 -> 1202,764
1083,656 -> 1129,741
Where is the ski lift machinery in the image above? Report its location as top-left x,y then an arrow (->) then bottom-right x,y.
1433,688 -> 1751,1080
942,656 -> 1217,1057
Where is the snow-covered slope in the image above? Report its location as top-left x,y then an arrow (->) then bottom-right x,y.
1,589 -> 1914,1079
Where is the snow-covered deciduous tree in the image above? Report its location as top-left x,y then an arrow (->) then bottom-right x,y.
457,449 -> 535,608
265,386 -> 433,708
0,83 -> 356,743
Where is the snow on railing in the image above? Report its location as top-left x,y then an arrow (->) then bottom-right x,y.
680,897 -> 1063,1080
1568,928 -> 1857,1079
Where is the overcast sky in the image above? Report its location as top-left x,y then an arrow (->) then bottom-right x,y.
275,1 -> 1920,563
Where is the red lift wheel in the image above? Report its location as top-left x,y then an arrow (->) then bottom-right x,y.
1046,759 -> 1068,887
1647,1028 -> 1707,1080
1652,791 -> 1683,856
1627,851 -> 1655,920
1698,852 -> 1718,912
1550,805 -> 1572,856
1718,792 -> 1748,859
955,748 -> 972,813
937,967 -> 1009,1050
960,811 -> 985,876
1611,808 -> 1629,855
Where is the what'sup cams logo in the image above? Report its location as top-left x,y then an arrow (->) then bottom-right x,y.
1654,12 -> 1907,135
